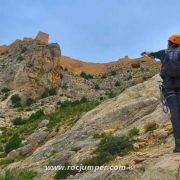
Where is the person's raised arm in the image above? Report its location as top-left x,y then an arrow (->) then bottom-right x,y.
141,50 -> 166,62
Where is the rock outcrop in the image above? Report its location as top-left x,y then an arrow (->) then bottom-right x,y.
0,45 -> 9,55
35,31 -> 49,43
0,34 -> 62,109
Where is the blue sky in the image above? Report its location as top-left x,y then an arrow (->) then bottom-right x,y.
0,0 -> 180,62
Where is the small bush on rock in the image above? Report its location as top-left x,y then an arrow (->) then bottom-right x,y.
26,98 -> 35,106
80,72 -> 93,79
11,94 -> 22,108
81,135 -> 133,166
105,91 -> 116,98
5,132 -> 22,154
128,127 -> 140,138
1,87 -> 10,93
41,88 -> 57,99
115,81 -> 122,87
2,169 -> 37,180
12,117 -> 26,126
54,164 -> 77,180
94,84 -> 100,90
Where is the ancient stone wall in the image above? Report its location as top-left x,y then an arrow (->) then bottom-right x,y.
0,45 -> 9,54
35,32 -> 49,43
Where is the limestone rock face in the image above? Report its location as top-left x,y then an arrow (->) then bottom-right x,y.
142,154 -> 180,180
35,31 -> 49,43
0,37 -> 62,107
49,43 -> 61,57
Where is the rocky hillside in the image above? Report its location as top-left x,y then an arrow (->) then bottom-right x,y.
0,32 -> 160,114
0,74 -> 179,180
59,55 -> 160,75
0,32 -> 178,180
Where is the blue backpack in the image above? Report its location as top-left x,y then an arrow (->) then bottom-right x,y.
162,47 -> 180,77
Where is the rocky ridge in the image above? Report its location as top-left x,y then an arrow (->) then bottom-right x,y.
0,32 -> 160,112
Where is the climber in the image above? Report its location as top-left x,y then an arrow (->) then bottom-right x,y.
141,34 -> 180,153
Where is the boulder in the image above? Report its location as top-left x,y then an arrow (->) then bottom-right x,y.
7,149 -> 20,160
27,129 -> 49,144
38,119 -> 49,128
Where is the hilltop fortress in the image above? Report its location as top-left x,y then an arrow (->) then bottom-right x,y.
0,31 -> 49,55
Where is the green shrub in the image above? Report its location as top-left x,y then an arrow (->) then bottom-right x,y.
12,117 -> 26,126
105,91 -> 116,98
18,170 -> 37,180
21,47 -> 28,53
10,94 -> 22,108
1,93 -> 9,101
1,87 -> 10,93
28,109 -> 45,123
41,89 -> 49,99
17,56 -> 24,62
57,98 -> 88,108
26,98 -> 35,106
4,170 -> 14,180
41,88 -> 57,99
144,122 -> 158,132
1,169 -> 37,180
80,96 -> 88,103
94,84 -> 100,90
126,74 -> 132,80
5,132 -> 22,154
54,164 -> 77,180
57,100 -> 76,108
96,135 -> 133,157
14,109 -> 45,126
49,101 -> 98,130
17,123 -> 37,135
49,88 -> 57,96
0,159 -> 14,166
80,72 -> 93,79
0,128 -> 10,143
101,74 -> 107,79
81,152 -> 113,166
11,110 -> 45,135
0,143 -> 4,152
128,127 -> 140,138
62,83 -> 68,89
81,135 -> 133,166
115,81 -> 122,87
110,70 -> 116,76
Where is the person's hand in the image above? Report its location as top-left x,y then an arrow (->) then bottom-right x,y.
141,52 -> 152,57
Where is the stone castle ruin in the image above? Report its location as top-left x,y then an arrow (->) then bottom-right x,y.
0,31 -> 50,55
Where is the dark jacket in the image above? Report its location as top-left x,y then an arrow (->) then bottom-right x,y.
151,49 -> 180,88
